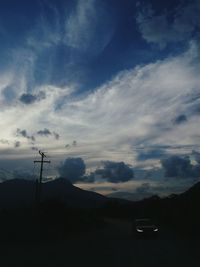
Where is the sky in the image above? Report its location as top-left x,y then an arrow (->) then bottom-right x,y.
1,0 -> 200,200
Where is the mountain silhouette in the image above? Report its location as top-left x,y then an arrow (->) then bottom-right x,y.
178,181 -> 200,201
0,178 -> 200,212
0,178 -> 107,209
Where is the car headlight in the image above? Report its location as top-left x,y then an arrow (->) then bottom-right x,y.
136,229 -> 143,232
154,228 -> 158,232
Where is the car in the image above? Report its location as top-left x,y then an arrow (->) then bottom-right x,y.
133,218 -> 159,238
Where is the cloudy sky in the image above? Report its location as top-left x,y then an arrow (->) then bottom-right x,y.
1,0 -> 200,199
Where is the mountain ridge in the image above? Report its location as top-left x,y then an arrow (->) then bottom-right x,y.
0,178 -> 107,209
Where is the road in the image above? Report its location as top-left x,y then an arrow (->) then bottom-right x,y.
0,218 -> 199,267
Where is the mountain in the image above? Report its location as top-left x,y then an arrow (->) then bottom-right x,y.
43,178 -> 107,208
178,181 -> 200,201
1,177 -> 200,211
0,178 -> 107,209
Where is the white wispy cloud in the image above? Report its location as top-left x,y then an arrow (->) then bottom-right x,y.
26,2 -> 61,50
65,0 -> 96,51
1,41 -> 200,172
65,0 -> 114,54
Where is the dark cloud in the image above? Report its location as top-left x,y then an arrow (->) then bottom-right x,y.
173,114 -> 187,125
64,141 -> 77,149
161,155 -> 191,178
19,91 -> 46,105
37,129 -> 59,140
14,141 -> 21,148
137,148 -> 167,161
20,93 -> 37,104
161,155 -> 200,178
16,128 -> 35,141
37,128 -> 52,137
79,173 -> 95,183
16,129 -> 28,138
95,161 -> 134,183
58,157 -> 86,183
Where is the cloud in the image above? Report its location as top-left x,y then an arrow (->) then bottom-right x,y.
137,148 -> 167,161
19,91 -> 46,105
26,1 -> 62,51
64,141 -> 77,149
58,157 -> 86,183
173,114 -> 187,125
16,129 -> 35,142
94,161 -> 134,183
37,128 -> 51,137
161,155 -> 199,178
1,40 -> 200,172
19,93 -> 37,104
80,173 -> 95,183
65,0 -> 114,54
53,41 -> 200,166
17,129 -> 28,138
37,128 -> 59,140
136,0 -> 200,48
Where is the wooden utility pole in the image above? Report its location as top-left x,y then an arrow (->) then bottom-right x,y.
34,150 -> 50,204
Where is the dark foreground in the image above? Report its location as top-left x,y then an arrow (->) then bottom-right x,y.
0,218 -> 199,267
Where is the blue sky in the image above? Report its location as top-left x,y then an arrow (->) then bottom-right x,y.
1,0 -> 200,199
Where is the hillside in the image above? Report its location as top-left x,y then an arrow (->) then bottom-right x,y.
0,178 -> 107,209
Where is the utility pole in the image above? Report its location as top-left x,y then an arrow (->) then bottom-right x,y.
34,150 -> 50,205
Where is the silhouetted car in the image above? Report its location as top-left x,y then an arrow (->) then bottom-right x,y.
133,218 -> 159,237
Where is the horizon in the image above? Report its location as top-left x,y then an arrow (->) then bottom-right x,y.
0,174 -> 198,203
